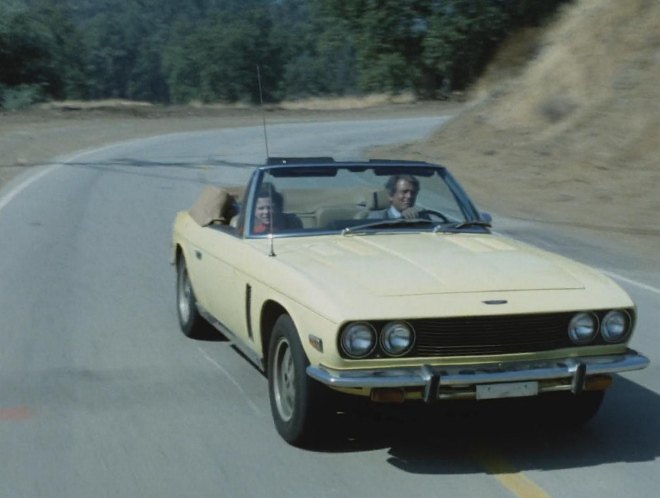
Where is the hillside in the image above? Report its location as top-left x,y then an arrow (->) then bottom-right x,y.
381,0 -> 659,237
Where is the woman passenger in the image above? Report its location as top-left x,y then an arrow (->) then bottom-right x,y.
253,183 -> 284,233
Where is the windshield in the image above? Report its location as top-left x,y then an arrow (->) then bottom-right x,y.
245,164 -> 486,236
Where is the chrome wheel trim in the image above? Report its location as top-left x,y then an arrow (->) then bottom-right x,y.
273,337 -> 296,422
178,266 -> 192,325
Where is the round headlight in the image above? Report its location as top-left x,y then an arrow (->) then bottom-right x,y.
380,321 -> 415,357
340,322 -> 376,358
601,310 -> 631,343
568,312 -> 598,344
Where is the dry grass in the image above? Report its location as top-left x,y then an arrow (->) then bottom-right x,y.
379,0 -> 660,237
38,95 -> 420,113
278,93 -> 417,111
39,99 -> 154,111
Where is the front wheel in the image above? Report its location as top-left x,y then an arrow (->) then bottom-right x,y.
176,257 -> 207,339
268,315 -> 324,446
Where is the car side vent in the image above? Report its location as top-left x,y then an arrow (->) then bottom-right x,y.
245,284 -> 253,340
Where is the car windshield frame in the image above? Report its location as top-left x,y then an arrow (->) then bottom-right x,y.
242,161 -> 488,238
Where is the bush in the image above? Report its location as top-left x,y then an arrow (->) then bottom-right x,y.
0,84 -> 46,110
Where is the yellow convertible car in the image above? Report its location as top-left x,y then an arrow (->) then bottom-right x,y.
171,158 -> 648,446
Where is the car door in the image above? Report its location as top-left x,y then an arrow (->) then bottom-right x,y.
187,225 -> 249,338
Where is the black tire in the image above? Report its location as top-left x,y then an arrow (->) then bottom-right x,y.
267,314 -> 324,447
176,257 -> 207,339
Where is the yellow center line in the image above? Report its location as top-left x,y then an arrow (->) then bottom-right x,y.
472,447 -> 551,498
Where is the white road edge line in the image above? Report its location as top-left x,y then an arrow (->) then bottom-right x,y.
196,346 -> 263,416
0,141 -> 131,213
0,164 -> 62,213
601,269 -> 660,296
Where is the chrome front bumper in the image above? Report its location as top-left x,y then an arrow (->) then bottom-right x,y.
306,350 -> 649,402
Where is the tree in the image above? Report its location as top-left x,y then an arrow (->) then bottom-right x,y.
323,0 -> 568,97
163,6 -> 278,104
423,0 -> 511,94
1,0 -> 570,106
0,1 -> 88,107
273,0 -> 358,98
327,0 -> 428,93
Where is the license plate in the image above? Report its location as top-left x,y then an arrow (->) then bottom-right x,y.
476,381 -> 539,400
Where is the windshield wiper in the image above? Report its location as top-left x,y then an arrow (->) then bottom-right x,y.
433,219 -> 492,233
453,220 -> 492,229
342,218 -> 435,235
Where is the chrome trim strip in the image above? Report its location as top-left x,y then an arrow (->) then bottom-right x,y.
306,350 -> 649,389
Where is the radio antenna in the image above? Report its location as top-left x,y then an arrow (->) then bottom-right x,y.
256,65 -> 270,159
267,182 -> 277,256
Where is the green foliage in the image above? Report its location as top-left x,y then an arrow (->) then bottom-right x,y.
0,7 -> 54,87
163,7 -> 277,104
423,0 -> 512,94
323,0 -> 568,98
324,0 -> 429,94
274,2 -> 358,98
0,84 -> 45,110
0,0 -> 88,105
0,0 -> 569,107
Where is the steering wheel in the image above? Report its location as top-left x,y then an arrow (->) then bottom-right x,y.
419,209 -> 449,222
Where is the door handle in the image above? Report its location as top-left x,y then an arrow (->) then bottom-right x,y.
195,250 -> 202,260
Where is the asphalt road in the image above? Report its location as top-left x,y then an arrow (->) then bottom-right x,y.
1,116 -> 657,498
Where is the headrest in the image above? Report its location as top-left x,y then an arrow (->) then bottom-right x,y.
189,186 -> 238,226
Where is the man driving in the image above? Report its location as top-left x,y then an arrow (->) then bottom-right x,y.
370,174 -> 426,219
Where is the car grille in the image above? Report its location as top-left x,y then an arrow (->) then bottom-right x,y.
411,312 -> 576,357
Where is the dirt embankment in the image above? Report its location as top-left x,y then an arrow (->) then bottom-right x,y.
379,0 -> 659,240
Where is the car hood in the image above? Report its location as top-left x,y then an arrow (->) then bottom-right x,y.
276,233 -> 588,297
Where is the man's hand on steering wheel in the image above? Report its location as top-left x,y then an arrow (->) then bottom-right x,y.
400,207 -> 421,219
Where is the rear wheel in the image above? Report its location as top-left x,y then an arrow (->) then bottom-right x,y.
176,257 -> 206,338
268,314 -> 324,447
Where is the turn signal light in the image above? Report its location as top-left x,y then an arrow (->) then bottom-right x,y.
370,388 -> 406,403
584,375 -> 613,391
